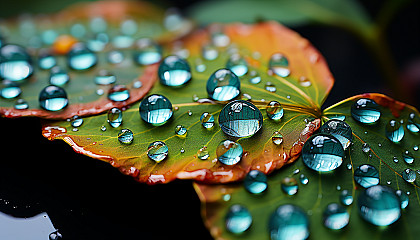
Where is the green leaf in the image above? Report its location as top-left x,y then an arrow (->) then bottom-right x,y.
41,21 -> 334,184
194,93 -> 420,239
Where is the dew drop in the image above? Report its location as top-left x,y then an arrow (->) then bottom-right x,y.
269,53 -> 290,77
281,177 -> 298,195
225,204 -> 252,234
226,54 -> 248,77
71,116 -> 83,128
101,125 -> 107,131
38,53 -> 56,70
200,112 -> 215,129
346,163 -> 352,170
133,81 -> 142,89
202,44 -> 218,60
67,43 -> 97,70
147,141 -> 168,163
329,115 -> 346,121
49,66 -> 69,86
402,168 -> 416,182
107,108 -> 123,128
49,230 -> 62,240
197,147 -> 209,160
39,85 -> 68,111
248,70 -> 261,84
14,98 -> 28,109
403,150 -> 415,164
385,119 -> 404,143
118,129 -> 133,144
299,174 -> 309,185
268,204 -> 309,240
395,190 -> 409,209
95,69 -> 116,85
175,125 -> 187,138
351,98 -> 381,124
0,81 -> 21,99
180,147 -> 185,153
272,131 -> 284,145
414,145 -> 419,151
407,112 -> 420,133
323,203 -> 349,230
216,140 -> 243,165
244,170 -> 267,194
0,44 -> 33,81
266,101 -> 284,121
298,76 -> 311,87
361,143 -> 370,153
393,156 -> 399,163
319,119 -> 353,150
354,164 -> 379,188
265,82 -> 277,93
218,100 -> 263,137
206,68 -> 240,101
108,85 -> 129,102
158,55 -> 191,87
107,50 -> 124,64
339,189 -> 353,206
139,94 -> 173,126
133,38 -> 162,65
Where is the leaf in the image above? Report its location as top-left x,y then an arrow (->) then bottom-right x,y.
0,0 -> 193,119
194,93 -> 420,239
41,21 -> 334,184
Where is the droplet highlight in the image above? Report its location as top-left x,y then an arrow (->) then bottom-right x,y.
139,94 -> 173,126
147,141 -> 169,163
266,101 -> 284,121
269,53 -> 290,77
385,119 -> 404,143
354,164 -> 380,188
244,170 -> 267,194
225,204 -> 252,234
216,140 -> 243,165
158,55 -> 191,87
39,85 -> 68,111
323,203 -> 349,230
319,119 -> 353,150
351,98 -> 381,124
206,68 -> 240,101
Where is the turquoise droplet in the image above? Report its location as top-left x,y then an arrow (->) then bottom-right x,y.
147,141 -> 168,163
319,119 -> 353,150
0,81 -> 21,99
226,54 -> 248,77
0,44 -> 33,81
206,69 -> 240,101
39,85 -> 68,111
385,119 -> 404,143
108,85 -> 129,102
107,50 -> 124,64
269,53 -> 290,77
268,204 -> 309,240
299,174 -> 309,185
14,99 -> 29,109
133,38 -> 162,65
118,129 -> 133,144
403,150 -> 415,164
395,190 -> 409,209
200,112 -> 215,129
339,189 -> 353,206
354,164 -> 379,188
225,204 -> 252,234
107,108 -> 123,128
95,70 -> 116,85
266,101 -> 284,121
216,140 -> 243,165
202,44 -> 218,60
158,55 -> 191,87
407,112 -> 420,133
38,53 -> 56,70
67,43 -> 97,70
302,134 -> 345,172
402,168 -> 416,182
71,117 -> 83,128
323,203 -> 349,230
139,94 -> 173,126
175,125 -> 187,138
244,170 -> 267,194
49,66 -> 69,86
351,98 -> 381,124
281,177 -> 298,195
219,100 -> 263,137
112,35 -> 134,49
357,185 -> 401,226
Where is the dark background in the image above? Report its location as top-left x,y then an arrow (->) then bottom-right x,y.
1,0 -> 419,239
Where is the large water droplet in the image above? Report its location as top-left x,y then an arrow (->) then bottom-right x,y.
319,119 -> 353,150
395,190 -> 409,209
354,164 -> 379,188
225,204 -> 252,234
407,112 -> 420,133
226,54 -> 248,77
385,119 -> 404,143
323,203 -> 349,230
139,94 -> 173,126
402,168 -> 416,182
0,81 -> 21,99
272,131 -> 284,145
340,189 -> 353,206
244,170 -> 267,194
133,38 -> 162,65
216,140 -> 243,165
67,43 -> 97,70
39,85 -> 68,111
95,70 -> 116,85
108,85 -> 129,102
49,66 -> 69,86
107,108 -> 123,128
118,129 -> 134,144
200,112 -> 215,129
14,98 -> 29,109
147,141 -> 168,163
281,177 -> 298,195
206,69 -> 240,101
357,185 -> 401,226
266,101 -> 284,121
302,134 -> 345,172
403,150 -> 414,164
269,53 -> 290,77
0,44 -> 33,81
219,100 -> 263,137
175,125 -> 187,138
158,55 -> 191,87
268,204 -> 309,240
351,98 -> 381,124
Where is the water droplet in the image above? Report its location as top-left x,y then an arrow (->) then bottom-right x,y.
402,168 -> 416,182
120,19 -> 138,35
71,116 -> 83,128
133,81 -> 142,89
281,177 -> 298,195
139,94 -> 173,126
118,129 -> 133,144
407,112 -> 420,133
180,147 -> 185,153
226,54 -> 248,77
101,125 -> 107,131
395,190 -> 409,209
206,68 -> 240,101
329,115 -> 346,121
107,85 -> 129,102
302,134 -> 345,172
244,170 -> 267,194
0,81 -> 21,99
38,53 -> 56,70
219,100 -> 263,137
202,44 -> 218,60
95,70 -> 116,85
323,203 -> 349,230
357,185 -> 401,226
265,82 -> 277,93
200,112 -> 215,129
346,163 -> 352,170
393,156 -> 399,163
112,35 -> 134,49
361,143 -> 370,153
339,190 -> 353,206
49,66 -> 69,86
175,125 -> 187,138
403,150 -> 415,164
269,53 -> 290,77
0,44 -> 33,81
39,85 -> 68,111
222,194 -> 231,201
269,204 -> 309,240
414,145 -> 419,151
107,50 -> 124,64
216,140 -> 243,165
299,174 -> 309,185
90,17 -> 107,33
225,204 -> 252,234
248,70 -> 261,84
107,108 -> 123,128
336,185 -> 341,190
266,101 -> 284,121
351,98 -> 381,124
14,99 -> 28,109
133,38 -> 162,65
197,147 -> 209,160
298,76 -> 311,87
319,119 -> 353,150
147,141 -> 168,163
158,55 -> 191,87
67,43 -> 97,70
272,131 -> 284,145
49,230 -> 62,240
386,119 -> 404,143
354,164 -> 379,188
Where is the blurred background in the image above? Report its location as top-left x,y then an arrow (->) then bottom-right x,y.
0,0 -> 419,239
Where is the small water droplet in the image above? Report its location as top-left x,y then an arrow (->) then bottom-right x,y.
293,169 -> 300,175
354,164 -> 379,188
413,145 -> 419,151
219,100 -> 263,137
67,43 -> 97,70
272,131 -> 284,145
264,82 -> 276,93
197,147 -> 209,160
200,112 -> 215,129
244,170 -> 267,194
407,112 -> 420,133
266,101 -> 284,121
402,168 -> 416,182
139,94 -> 173,126
71,116 -> 83,128
226,54 -> 248,77
319,119 -> 353,150
133,38 -> 162,65
403,150 -> 415,164
38,52 -> 56,70
222,194 -> 231,201
14,98 -> 28,109
323,203 -> 349,230
362,143 -> 370,153
386,119 -> 404,143
357,185 -> 401,226
351,98 -> 381,124
118,129 -> 134,144
202,44 -> 218,61
49,230 -> 62,240
386,180 -> 391,185
298,76 -> 311,87
158,55 -> 191,87
281,177 -> 298,195
339,189 -> 353,206
175,125 -> 187,138
108,85 -> 129,102
346,163 -> 352,170
299,174 -> 309,185
225,204 -> 252,234
180,147 -> 185,153
395,190 -> 409,209
269,53 -> 290,77
39,85 -> 68,111
268,205 -> 309,240
393,156 -> 399,163
0,81 -> 21,99
206,68 -> 240,101
107,50 -> 124,64
329,115 -> 346,121
107,108 -> 123,128
95,69 -> 116,85
216,140 -> 243,165
0,44 -> 33,81
336,185 -> 341,190
147,141 -> 168,163
101,125 -> 107,131
302,134 -> 345,172
112,35 -> 134,49
49,66 -> 69,86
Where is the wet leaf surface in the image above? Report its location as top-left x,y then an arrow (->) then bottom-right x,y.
194,93 -> 420,239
